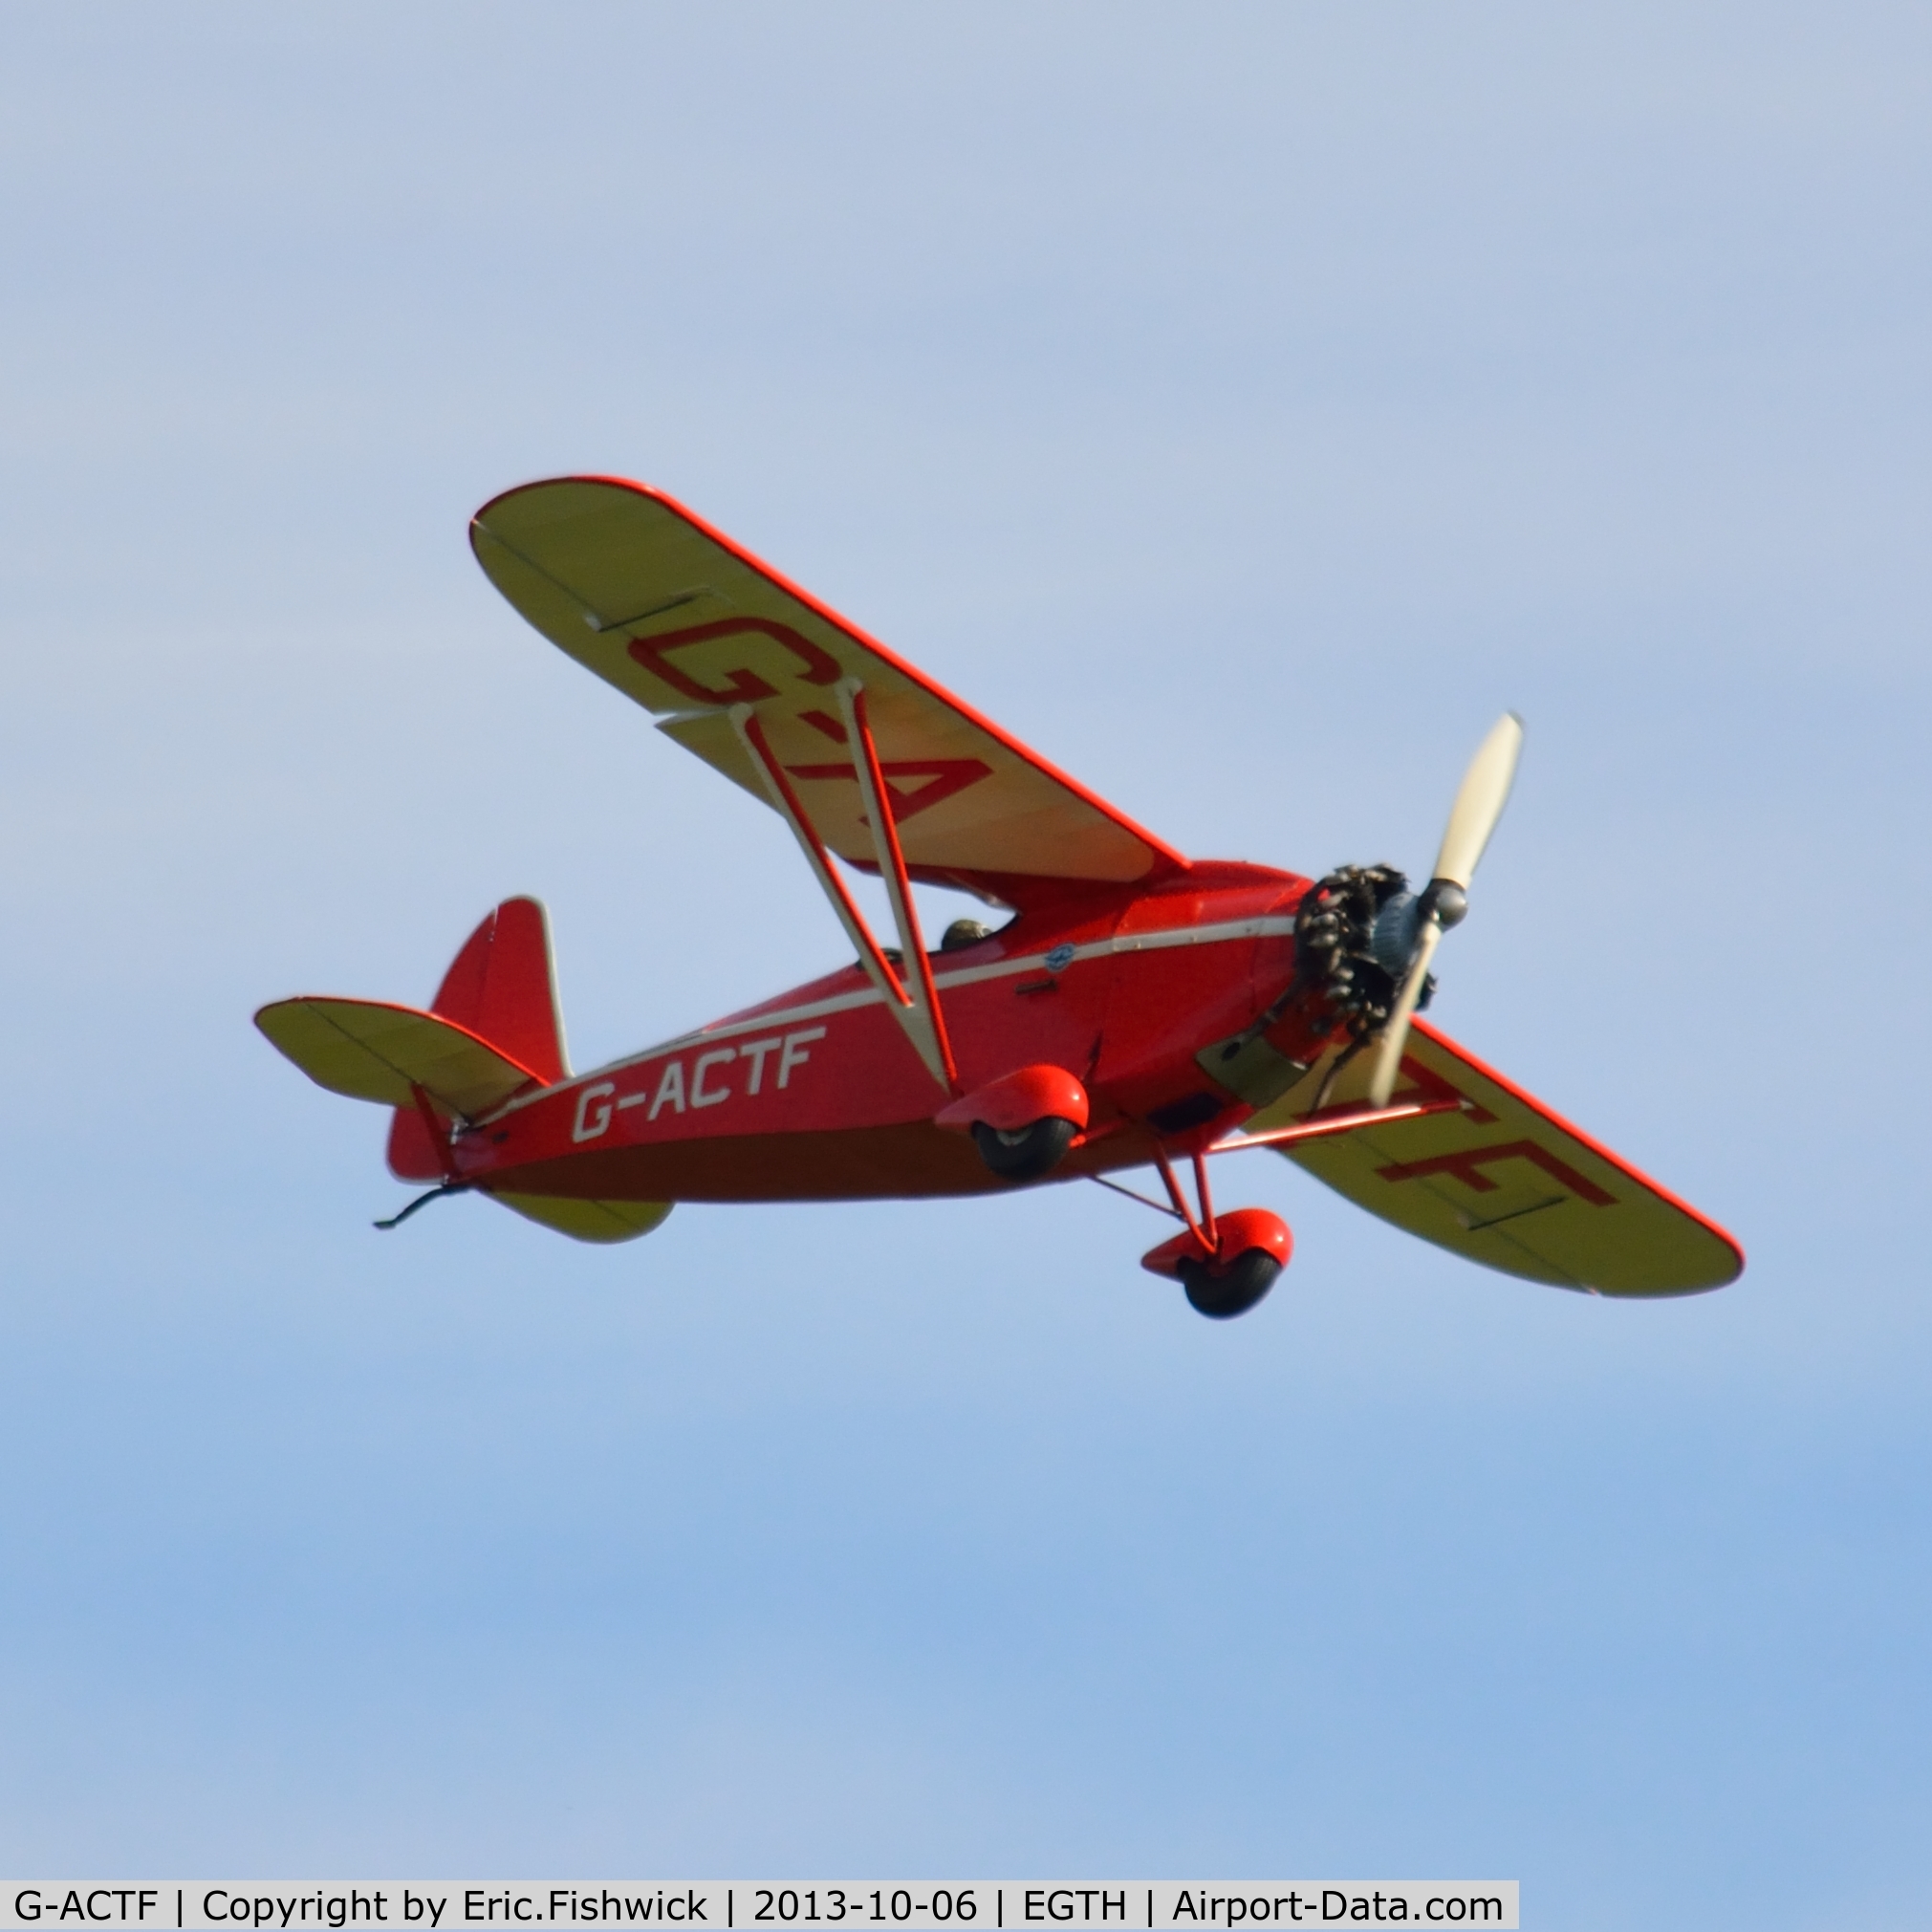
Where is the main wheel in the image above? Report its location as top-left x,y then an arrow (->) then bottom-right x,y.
971,1116 -> 1078,1182
1179,1247 -> 1282,1319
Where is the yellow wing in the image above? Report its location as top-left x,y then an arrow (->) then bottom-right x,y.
1248,1018 -> 1743,1296
470,476 -> 1186,901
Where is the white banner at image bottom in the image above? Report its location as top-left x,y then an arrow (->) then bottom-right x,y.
0,1885 -> 1518,1931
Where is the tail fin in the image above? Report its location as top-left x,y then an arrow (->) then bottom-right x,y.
260,898 -> 674,1247
385,897 -> 568,1180
426,897 -> 569,1083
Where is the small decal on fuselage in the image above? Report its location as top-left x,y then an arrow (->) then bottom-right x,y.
570,1026 -> 828,1141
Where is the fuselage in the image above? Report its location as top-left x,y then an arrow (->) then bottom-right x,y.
451,862 -> 1331,1205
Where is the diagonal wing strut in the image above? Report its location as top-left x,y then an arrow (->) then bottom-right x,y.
730,682 -> 957,1093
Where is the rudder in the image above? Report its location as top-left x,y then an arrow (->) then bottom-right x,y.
388,897 -> 569,1180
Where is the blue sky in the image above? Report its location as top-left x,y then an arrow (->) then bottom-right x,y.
2,7 -> 1928,1925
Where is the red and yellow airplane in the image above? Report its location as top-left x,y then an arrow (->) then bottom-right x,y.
257,476 -> 1742,1318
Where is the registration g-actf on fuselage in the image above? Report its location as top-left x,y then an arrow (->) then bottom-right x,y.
257,476 -> 1742,1318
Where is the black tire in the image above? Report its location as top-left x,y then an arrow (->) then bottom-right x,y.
971,1116 -> 1078,1182
1180,1247 -> 1282,1319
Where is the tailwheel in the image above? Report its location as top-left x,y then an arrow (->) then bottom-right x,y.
972,1115 -> 1078,1182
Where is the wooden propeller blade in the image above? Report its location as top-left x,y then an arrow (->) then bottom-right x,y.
1432,712 -> 1524,891
1367,912 -> 1443,1107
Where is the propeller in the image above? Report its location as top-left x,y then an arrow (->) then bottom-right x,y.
1364,712 -> 1524,1106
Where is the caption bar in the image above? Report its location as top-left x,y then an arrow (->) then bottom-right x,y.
1,1888 -> 1515,1930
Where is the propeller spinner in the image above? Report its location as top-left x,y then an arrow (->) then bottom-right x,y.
1363,712 -> 1524,1106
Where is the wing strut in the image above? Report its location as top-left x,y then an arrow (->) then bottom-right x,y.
1204,1094 -> 1466,1155
729,696 -> 957,1094
836,679 -> 958,1091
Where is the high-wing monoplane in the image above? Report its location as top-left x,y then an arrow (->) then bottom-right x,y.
257,477 -> 1742,1317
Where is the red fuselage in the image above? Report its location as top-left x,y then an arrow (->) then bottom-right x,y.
451,862 -> 1327,1205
